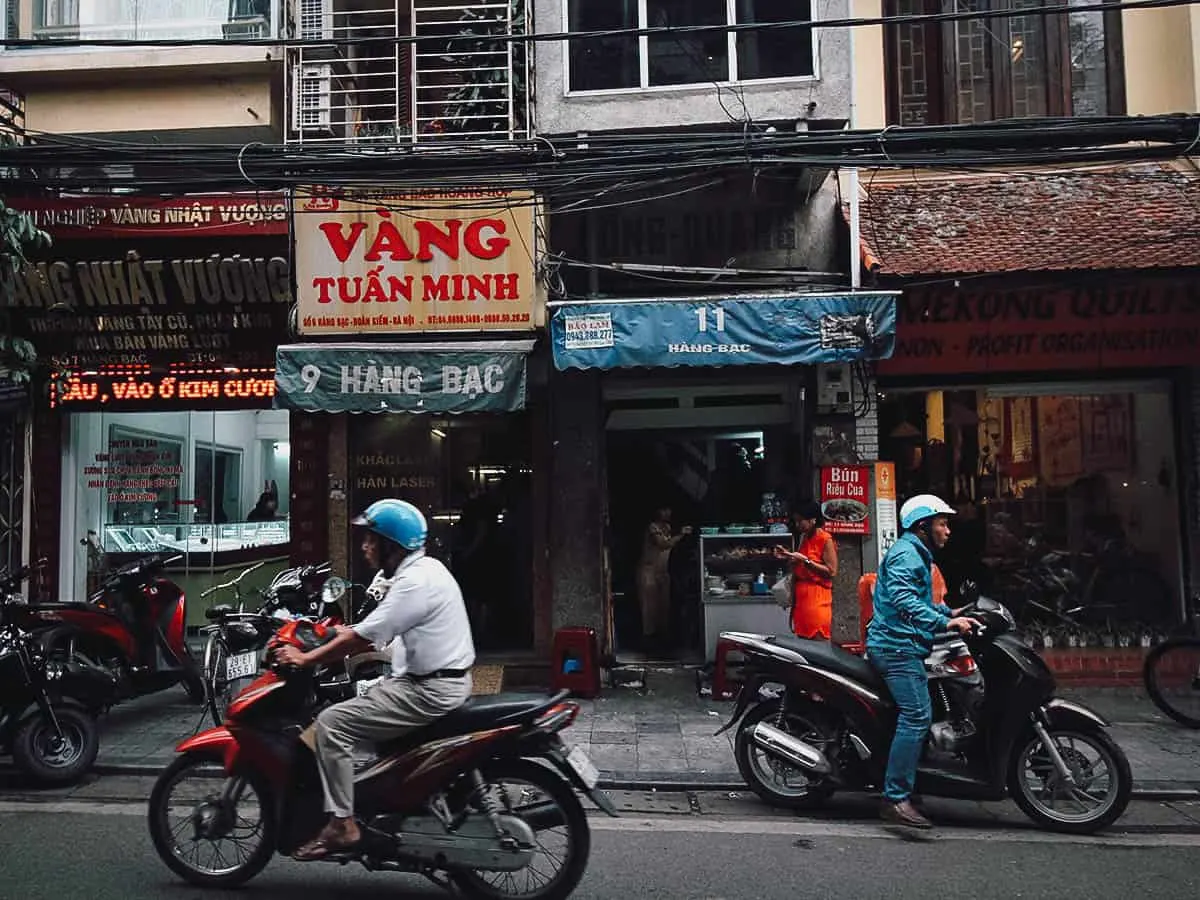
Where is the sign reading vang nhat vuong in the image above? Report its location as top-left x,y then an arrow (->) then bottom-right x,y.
293,189 -> 539,335
274,342 -> 533,414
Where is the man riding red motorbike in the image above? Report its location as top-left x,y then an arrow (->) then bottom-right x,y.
273,497 -> 475,860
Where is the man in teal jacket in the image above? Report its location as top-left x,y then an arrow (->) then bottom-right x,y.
867,494 -> 979,829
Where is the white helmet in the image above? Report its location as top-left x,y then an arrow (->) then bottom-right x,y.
899,494 -> 956,530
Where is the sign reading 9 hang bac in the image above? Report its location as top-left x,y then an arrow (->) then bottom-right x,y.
293,189 -> 539,335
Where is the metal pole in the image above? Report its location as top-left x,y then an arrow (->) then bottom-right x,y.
848,3 -> 861,290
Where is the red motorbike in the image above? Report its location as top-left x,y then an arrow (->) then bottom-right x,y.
147,619 -> 613,900
17,553 -> 205,709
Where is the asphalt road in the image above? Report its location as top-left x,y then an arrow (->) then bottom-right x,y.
0,798 -> 1197,900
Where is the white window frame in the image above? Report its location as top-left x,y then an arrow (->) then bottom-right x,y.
561,0 -> 821,96
0,0 -> 283,54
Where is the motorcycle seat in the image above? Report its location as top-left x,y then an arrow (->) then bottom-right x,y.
769,634 -> 888,694
374,691 -> 566,755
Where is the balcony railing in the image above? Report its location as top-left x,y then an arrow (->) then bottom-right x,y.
283,0 -> 531,147
8,0 -> 278,43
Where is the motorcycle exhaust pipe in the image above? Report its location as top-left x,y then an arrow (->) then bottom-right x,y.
748,722 -> 832,775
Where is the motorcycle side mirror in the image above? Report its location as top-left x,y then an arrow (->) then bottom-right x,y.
959,580 -> 980,604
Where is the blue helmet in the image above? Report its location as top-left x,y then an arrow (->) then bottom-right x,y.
899,493 -> 956,530
352,499 -> 427,550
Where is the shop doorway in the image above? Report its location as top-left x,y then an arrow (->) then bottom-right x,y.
602,374 -> 803,661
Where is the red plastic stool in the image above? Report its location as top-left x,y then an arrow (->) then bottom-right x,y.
551,627 -> 600,699
711,637 -> 745,701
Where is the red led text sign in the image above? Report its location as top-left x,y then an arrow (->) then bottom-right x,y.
51,368 -> 276,411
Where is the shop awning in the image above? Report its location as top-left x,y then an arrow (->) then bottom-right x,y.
549,292 -> 899,371
274,340 -> 535,414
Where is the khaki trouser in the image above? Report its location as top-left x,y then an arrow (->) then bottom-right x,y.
313,673 -> 472,817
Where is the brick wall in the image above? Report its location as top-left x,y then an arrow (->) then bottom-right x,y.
853,366 -> 879,462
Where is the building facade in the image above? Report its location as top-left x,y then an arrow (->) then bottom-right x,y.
845,0 -> 1200,677
5,2 -> 1200,680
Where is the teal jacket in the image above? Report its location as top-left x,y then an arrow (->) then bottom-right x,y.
865,531 -> 952,660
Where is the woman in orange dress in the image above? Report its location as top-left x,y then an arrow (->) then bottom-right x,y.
775,501 -> 839,640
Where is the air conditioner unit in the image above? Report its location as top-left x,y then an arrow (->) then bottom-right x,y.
292,63 -> 333,132
298,0 -> 333,40
58,165 -> 137,193
223,16 -> 268,39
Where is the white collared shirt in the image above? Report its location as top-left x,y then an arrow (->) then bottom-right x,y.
353,550 -> 475,676
364,569 -> 404,676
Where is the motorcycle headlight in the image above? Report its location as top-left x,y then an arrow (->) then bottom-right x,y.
322,576 -> 348,607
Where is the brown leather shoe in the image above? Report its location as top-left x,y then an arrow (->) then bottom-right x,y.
881,799 -> 933,829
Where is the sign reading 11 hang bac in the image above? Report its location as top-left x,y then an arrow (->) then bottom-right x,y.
294,189 -> 538,335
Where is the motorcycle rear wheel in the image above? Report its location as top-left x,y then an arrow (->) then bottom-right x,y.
1007,726 -> 1132,834
451,758 -> 591,900
148,751 -> 277,888
734,699 -> 837,810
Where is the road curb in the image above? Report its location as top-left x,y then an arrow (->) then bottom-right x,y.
74,763 -> 1200,802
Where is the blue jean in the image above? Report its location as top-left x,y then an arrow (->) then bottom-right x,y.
869,650 -> 931,803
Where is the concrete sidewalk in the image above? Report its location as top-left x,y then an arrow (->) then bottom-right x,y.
10,670 -> 1200,797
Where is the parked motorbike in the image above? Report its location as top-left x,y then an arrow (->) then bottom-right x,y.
0,562 -> 108,785
16,553 -> 206,709
148,618 -> 614,899
717,593 -> 1132,833
200,562 -> 366,727
258,561 -> 353,623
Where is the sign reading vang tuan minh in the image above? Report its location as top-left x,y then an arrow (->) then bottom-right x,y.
294,189 -> 538,335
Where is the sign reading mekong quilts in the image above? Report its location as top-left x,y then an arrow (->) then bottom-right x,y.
293,189 -> 538,335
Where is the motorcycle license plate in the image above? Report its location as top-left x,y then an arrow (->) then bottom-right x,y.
226,652 -> 258,681
565,745 -> 599,790
356,676 -> 384,696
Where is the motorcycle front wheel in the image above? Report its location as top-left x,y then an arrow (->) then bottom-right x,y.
452,758 -> 591,900
734,699 -> 837,810
1007,726 -> 1132,834
148,751 -> 276,888
12,706 -> 99,786
1144,637 -> 1200,729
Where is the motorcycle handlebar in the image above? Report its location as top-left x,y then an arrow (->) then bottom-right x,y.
199,560 -> 268,598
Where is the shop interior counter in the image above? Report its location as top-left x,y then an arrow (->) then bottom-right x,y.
699,530 -> 793,660
101,521 -> 291,554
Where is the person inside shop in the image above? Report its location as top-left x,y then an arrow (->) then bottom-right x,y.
246,481 -> 280,522
273,498 -> 475,860
773,500 -> 838,640
636,504 -> 692,652
867,494 -> 980,831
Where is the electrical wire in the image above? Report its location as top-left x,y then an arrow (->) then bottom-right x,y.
2,115 -> 1197,197
0,0 -> 1192,48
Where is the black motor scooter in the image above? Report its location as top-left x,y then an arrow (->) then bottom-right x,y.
0,562 -> 110,785
716,593 -> 1132,834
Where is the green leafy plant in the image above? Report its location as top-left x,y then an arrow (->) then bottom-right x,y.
435,0 -> 528,139
0,197 -> 51,386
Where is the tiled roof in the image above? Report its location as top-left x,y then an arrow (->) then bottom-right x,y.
850,164 -> 1200,276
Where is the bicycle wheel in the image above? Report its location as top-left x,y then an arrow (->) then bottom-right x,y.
1144,637 -> 1200,728
202,633 -> 232,728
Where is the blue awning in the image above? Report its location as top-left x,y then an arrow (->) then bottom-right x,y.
549,292 -> 898,371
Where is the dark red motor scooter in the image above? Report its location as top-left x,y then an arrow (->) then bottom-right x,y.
15,554 -> 205,709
